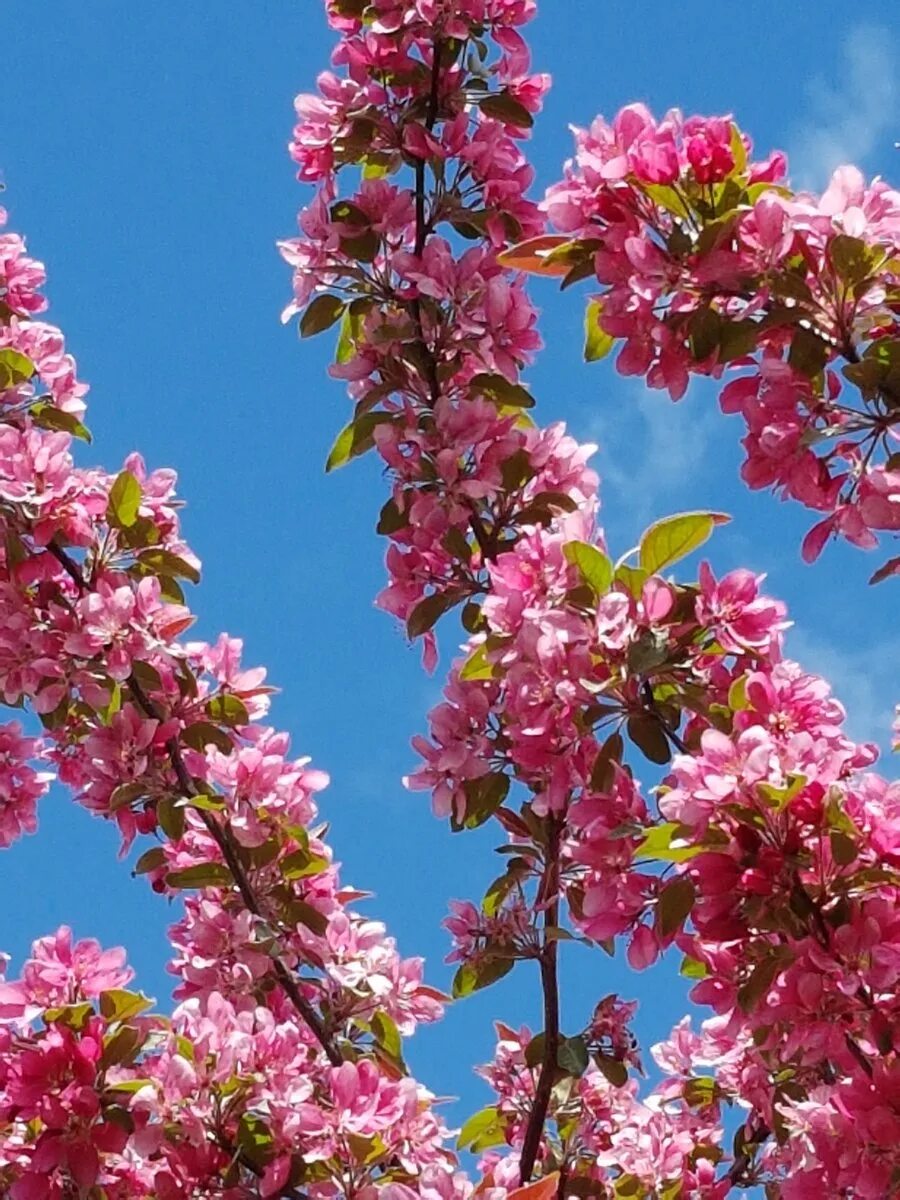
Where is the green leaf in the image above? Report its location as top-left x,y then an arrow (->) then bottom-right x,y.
460,772 -> 510,830
478,91 -> 534,128
377,497 -> 407,535
101,1024 -> 144,1069
738,950 -> 790,1014
557,1035 -> 589,1077
584,298 -> 615,362
757,772 -> 806,812
500,447 -> 533,491
335,300 -> 371,365
451,955 -> 514,999
688,307 -> 723,362
205,694 -> 250,726
99,989 -> 154,1023
524,1031 -> 546,1068
407,591 -> 458,639
281,848 -> 330,880
788,326 -> 829,378
636,822 -> 704,864
594,1053 -> 628,1088
0,348 -> 35,389
300,294 -> 346,338
683,1076 -> 719,1108
106,1077 -> 154,1095
371,1010 -> 403,1061
109,781 -> 145,812
614,563 -> 648,599
626,714 -> 671,764
286,900 -> 329,936
156,795 -> 186,841
326,412 -> 395,472
680,954 -> 708,980
107,470 -> 142,528
457,1106 -> 508,1153
237,1113 -> 275,1165
133,846 -> 166,876
515,490 -> 580,526
564,540 -> 613,595
656,877 -> 696,938
638,511 -> 729,575
830,829 -> 858,866
166,862 -> 233,889
830,234 -> 881,287
180,722 -> 234,754
459,644 -> 495,682
590,731 -> 624,792
177,793 -> 225,813
43,1002 -> 94,1031
137,549 -> 201,585
30,402 -> 92,443
470,372 -> 536,409
0,348 -> 35,390
482,863 -> 525,918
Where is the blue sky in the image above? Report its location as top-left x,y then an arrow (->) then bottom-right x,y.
2,1 -> 898,1133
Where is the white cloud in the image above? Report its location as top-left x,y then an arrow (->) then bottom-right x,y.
789,23 -> 898,189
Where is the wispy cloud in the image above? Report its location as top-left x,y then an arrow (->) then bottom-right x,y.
785,623 -> 899,750
581,382 -> 723,540
789,23 -> 897,189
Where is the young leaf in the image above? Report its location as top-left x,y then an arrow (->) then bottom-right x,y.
30,402 -> 92,443
107,470 -> 142,528
457,1106 -> 507,1153
138,548 -> 201,585
0,348 -> 35,388
584,299 -> 614,362
507,1175 -> 560,1200
638,511 -> 729,575
636,822 -> 704,863
99,989 -> 154,1023
564,541 -> 613,595
459,644 -> 495,683
497,235 -> 573,276
205,694 -> 250,726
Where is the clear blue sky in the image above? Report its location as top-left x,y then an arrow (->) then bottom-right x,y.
3,2 -> 898,1130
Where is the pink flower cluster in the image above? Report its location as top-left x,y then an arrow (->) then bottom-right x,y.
542,106 -> 900,575
0,161 -> 458,1198
285,7 -> 900,1193
474,1019 -> 727,1197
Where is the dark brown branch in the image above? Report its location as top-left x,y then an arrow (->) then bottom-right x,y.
721,1121 -> 770,1188
47,539 -> 342,1067
518,820 -> 562,1184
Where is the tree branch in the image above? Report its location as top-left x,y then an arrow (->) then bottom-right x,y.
518,819 -> 562,1184
47,539 -> 342,1067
